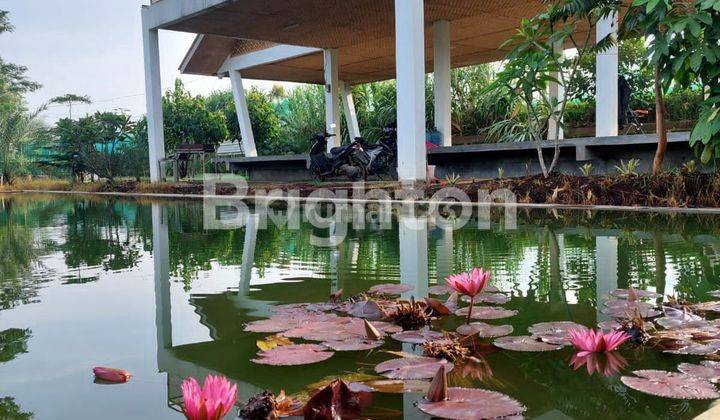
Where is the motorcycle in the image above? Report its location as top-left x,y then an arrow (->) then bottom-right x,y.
355,123 -> 398,180
307,133 -> 369,181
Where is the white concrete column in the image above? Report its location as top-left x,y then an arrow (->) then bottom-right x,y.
433,20 -> 452,147
340,82 -> 361,141
548,41 -> 565,141
324,49 -> 341,150
239,212 -> 259,295
595,13 -> 619,137
229,71 -> 258,157
142,10 -> 165,182
596,236 -> 618,322
152,204 -> 171,350
395,0 -> 427,181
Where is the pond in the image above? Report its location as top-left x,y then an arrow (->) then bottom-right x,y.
0,194 -> 719,419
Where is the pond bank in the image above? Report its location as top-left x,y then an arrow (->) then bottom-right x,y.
2,171 -> 720,212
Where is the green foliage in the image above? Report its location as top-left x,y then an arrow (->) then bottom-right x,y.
579,163 -> 594,176
0,105 -> 46,184
278,84 -> 325,150
161,79 -> 228,152
615,158 -> 641,176
485,0 -> 620,176
45,111 -> 146,181
623,0 -> 720,164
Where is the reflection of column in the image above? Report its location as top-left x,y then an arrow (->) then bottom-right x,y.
557,233 -> 566,272
548,232 -> 565,306
653,233 -> 666,306
239,212 -> 259,296
152,204 -> 171,352
596,236 -> 618,322
399,213 -> 429,300
436,226 -> 454,283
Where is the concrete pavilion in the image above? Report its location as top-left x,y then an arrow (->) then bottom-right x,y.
141,0 -> 621,182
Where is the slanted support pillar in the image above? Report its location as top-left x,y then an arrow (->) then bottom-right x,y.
548,41 -> 565,141
595,13 -> 619,137
324,49 -> 341,150
142,9 -> 165,182
340,82 -> 361,141
229,71 -> 258,157
433,20 -> 452,147
395,0 -> 427,181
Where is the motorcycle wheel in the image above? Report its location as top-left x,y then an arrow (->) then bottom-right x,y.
349,163 -> 367,182
309,162 -> 325,182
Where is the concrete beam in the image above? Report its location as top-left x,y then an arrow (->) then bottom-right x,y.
142,9 -> 166,182
433,21 -> 452,147
229,71 -> 258,157
340,82 -> 361,141
324,49 -> 341,150
141,0 -> 231,30
395,0 -> 427,181
596,13 -> 619,137
219,44 -> 321,74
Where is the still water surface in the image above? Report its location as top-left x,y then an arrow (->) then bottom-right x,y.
1,194 -> 720,419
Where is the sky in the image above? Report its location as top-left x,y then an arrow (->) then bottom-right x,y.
0,0 -> 286,123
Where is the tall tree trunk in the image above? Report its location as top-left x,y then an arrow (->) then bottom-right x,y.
652,65 -> 667,175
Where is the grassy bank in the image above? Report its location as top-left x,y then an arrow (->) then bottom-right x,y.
2,171 -> 720,209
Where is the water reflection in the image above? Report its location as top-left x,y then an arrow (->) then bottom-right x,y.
1,195 -> 720,418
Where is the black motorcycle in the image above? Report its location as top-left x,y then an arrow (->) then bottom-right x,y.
307,133 -> 369,181
359,123 -> 398,180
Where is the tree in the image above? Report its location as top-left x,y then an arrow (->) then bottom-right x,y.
78,111 -> 137,182
50,93 -> 92,119
485,0 -> 620,177
623,0 -> 720,171
0,105 -> 45,185
161,79 -> 228,153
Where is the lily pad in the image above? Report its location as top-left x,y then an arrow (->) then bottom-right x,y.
321,338 -> 384,351
597,320 -> 622,331
621,370 -> 720,399
663,340 -> 720,356
462,293 -> 509,305
253,344 -> 334,366
455,306 -> 517,320
428,285 -> 451,295
391,330 -> 444,344
655,307 -> 706,330
456,322 -> 513,338
374,357 -> 453,379
363,379 -> 430,394
343,300 -> 386,319
692,301 -> 720,313
417,387 -> 526,419
368,283 -> 414,295
601,301 -> 661,319
610,288 -> 661,299
493,336 -> 564,352
528,321 -> 587,345
245,312 -> 338,333
678,361 -> 720,383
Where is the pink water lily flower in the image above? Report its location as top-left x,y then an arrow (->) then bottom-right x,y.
182,374 -> 237,420
92,366 -> 131,383
446,268 -> 491,324
569,329 -> 630,357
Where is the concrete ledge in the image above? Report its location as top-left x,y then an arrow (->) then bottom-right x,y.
219,132 -> 694,181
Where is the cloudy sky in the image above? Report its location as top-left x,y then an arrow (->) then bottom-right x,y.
0,0 -> 284,123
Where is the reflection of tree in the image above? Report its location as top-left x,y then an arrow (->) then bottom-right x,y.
62,201 -> 143,271
0,397 -> 33,420
0,328 -> 30,363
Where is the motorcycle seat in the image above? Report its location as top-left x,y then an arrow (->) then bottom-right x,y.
329,146 -> 348,157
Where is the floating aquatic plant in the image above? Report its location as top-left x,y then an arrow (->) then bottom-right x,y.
493,336 -> 564,352
677,361 -> 720,383
388,297 -> 432,330
181,375 -> 237,420
252,344 -> 334,366
455,306 -> 517,320
368,283 -> 414,295
568,329 -> 630,356
528,321 -> 587,346
391,329 -> 443,344
417,386 -> 526,419
445,268 -> 491,324
374,356 -> 454,380
423,337 -> 469,362
456,322 -> 513,338
239,390 -> 300,419
620,370 -> 720,399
